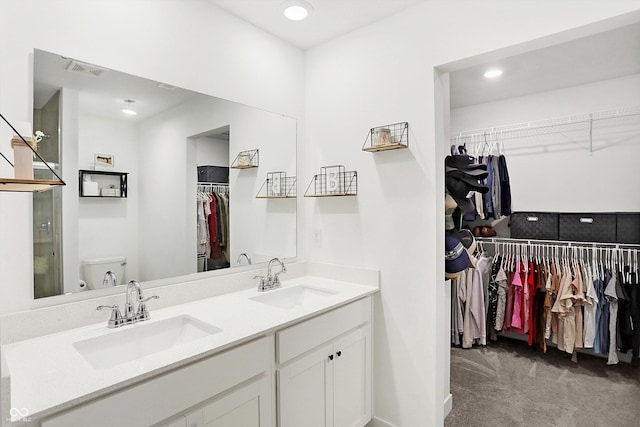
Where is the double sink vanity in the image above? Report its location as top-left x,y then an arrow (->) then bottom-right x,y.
1,262 -> 378,427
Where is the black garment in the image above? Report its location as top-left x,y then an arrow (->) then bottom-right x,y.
618,267 -> 633,353
631,271 -> 640,366
486,256 -> 502,341
497,155 -> 511,216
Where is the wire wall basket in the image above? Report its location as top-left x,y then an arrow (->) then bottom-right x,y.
305,165 -> 357,197
256,171 -> 296,198
362,121 -> 409,152
231,149 -> 259,169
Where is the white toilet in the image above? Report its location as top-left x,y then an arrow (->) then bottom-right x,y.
82,256 -> 127,290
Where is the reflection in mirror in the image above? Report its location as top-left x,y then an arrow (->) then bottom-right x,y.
33,49 -> 296,299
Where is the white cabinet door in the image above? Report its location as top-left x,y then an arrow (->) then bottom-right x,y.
332,327 -> 371,427
278,324 -> 372,427
277,343 -> 333,427
161,376 -> 272,427
199,377 -> 270,427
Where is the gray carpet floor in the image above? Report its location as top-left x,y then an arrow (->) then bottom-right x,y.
445,339 -> 640,427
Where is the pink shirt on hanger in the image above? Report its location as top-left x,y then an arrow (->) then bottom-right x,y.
511,262 -> 523,330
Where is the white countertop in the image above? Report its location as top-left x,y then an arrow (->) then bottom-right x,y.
2,275 -> 377,423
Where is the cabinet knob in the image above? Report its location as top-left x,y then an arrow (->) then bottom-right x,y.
336,351 -> 342,357
328,354 -> 334,361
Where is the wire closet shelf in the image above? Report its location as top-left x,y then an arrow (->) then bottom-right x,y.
197,182 -> 229,193
449,106 -> 640,152
477,236 -> 640,259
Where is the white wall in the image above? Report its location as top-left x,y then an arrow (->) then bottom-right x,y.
195,136 -> 229,168
137,96 -> 296,282
0,0 -> 303,314
451,73 -> 640,213
304,3 -> 640,426
77,113 -> 140,287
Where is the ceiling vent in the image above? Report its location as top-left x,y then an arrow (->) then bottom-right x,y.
66,60 -> 108,77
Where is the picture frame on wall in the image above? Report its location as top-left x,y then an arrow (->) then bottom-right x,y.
94,153 -> 115,170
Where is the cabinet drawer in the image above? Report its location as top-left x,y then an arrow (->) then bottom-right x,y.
617,213 -> 640,244
510,212 -> 559,240
277,297 -> 371,364
559,213 -> 617,243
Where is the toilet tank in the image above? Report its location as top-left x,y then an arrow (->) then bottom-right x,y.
82,256 -> 127,290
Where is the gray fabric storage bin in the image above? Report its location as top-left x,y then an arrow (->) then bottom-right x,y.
510,212 -> 559,240
616,213 -> 640,244
559,213 -> 617,243
197,165 -> 229,183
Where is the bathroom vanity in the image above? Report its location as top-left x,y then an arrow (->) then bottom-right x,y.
1,264 -> 377,427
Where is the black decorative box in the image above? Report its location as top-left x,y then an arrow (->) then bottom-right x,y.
559,213 -> 617,243
616,213 -> 640,244
510,212 -> 559,240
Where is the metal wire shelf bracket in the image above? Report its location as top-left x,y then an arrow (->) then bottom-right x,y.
449,106 -> 640,154
305,165 -> 358,197
362,122 -> 409,152
230,149 -> 259,169
0,113 -> 66,192
256,172 -> 296,198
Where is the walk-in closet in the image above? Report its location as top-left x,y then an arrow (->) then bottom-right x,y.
445,22 -> 640,366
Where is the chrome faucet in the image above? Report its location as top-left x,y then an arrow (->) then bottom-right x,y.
97,280 -> 159,328
102,270 -> 117,287
125,280 -> 143,321
237,253 -> 252,265
255,257 -> 286,292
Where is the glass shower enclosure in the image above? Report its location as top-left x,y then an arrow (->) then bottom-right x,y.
33,90 -> 63,298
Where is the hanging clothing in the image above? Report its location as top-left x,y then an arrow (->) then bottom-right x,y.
483,156 -> 494,218
497,154 -> 511,216
595,269 -> 612,355
495,266 -> 508,331
487,256 -> 502,339
605,274 -> 619,365
503,270 -> 515,331
491,157 -> 501,220
583,265 -> 599,348
511,262 -> 524,330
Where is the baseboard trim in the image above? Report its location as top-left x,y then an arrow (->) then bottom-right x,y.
367,398 -> 452,427
367,416 -> 399,427
444,393 -> 453,417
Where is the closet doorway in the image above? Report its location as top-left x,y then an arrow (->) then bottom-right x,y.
439,16 -> 640,427
190,125 -> 231,272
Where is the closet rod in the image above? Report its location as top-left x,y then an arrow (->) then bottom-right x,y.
478,236 -> 640,249
449,105 -> 640,142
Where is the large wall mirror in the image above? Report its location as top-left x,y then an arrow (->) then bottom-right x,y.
32,49 -> 297,299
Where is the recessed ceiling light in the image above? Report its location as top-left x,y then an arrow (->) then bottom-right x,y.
484,69 -> 503,79
122,99 -> 137,116
282,0 -> 314,21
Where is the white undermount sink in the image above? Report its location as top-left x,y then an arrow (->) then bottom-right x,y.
250,285 -> 339,310
73,315 -> 222,370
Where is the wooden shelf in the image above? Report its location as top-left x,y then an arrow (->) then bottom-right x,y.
231,149 -> 259,169
362,122 -> 409,152
0,178 -> 65,192
304,167 -> 357,197
362,143 -> 408,152
256,173 -> 296,198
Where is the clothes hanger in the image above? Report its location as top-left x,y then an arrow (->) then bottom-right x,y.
492,242 -> 500,265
